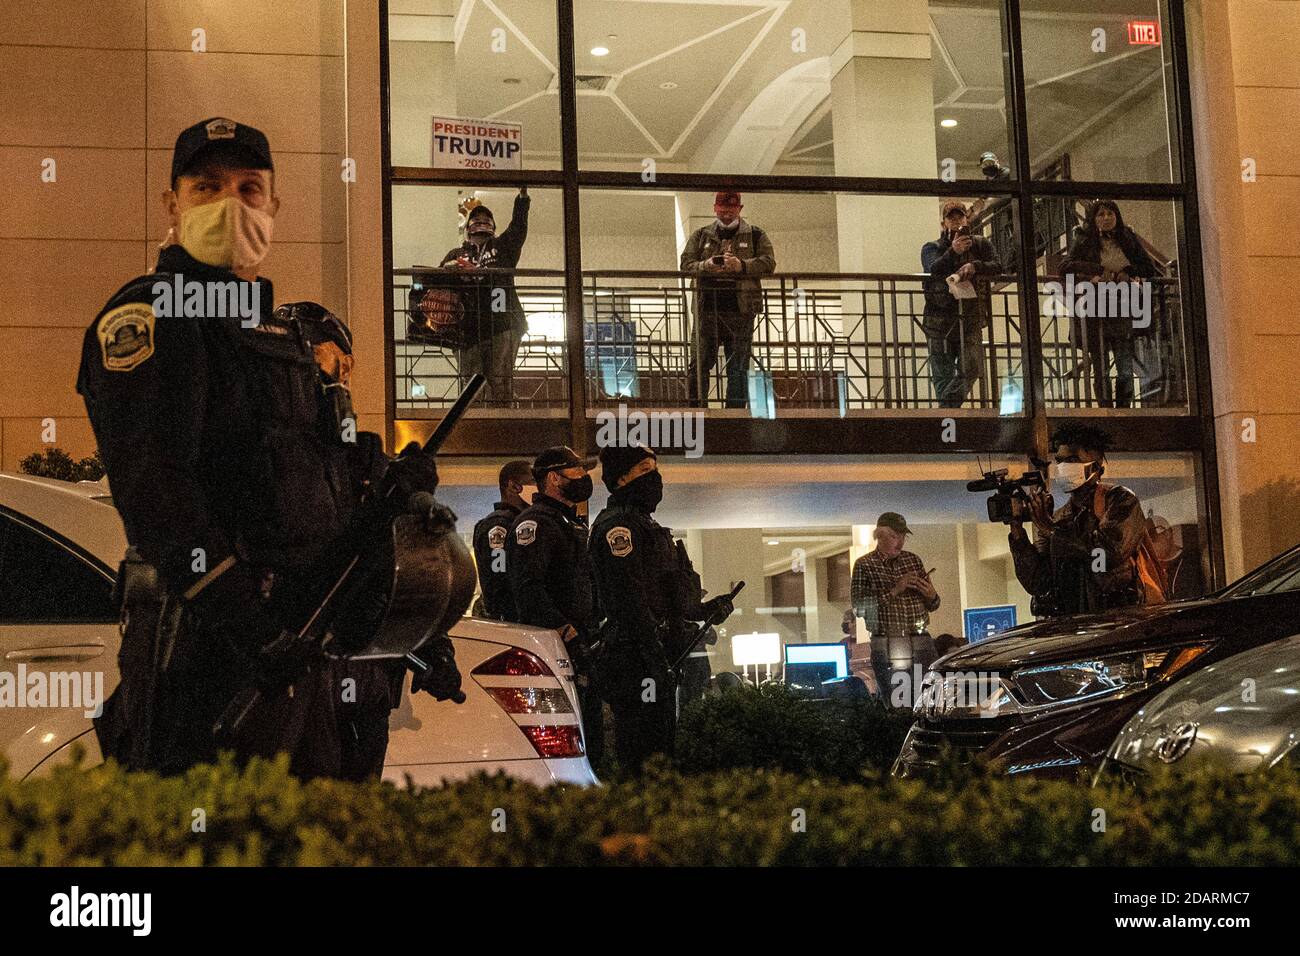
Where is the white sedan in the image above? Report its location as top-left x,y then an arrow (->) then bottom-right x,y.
0,473 -> 598,787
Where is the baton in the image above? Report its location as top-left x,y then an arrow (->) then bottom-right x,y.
671,580 -> 745,673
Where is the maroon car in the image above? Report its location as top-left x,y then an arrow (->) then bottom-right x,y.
893,544 -> 1300,779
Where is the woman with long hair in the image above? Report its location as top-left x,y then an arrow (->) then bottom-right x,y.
1059,200 -> 1158,408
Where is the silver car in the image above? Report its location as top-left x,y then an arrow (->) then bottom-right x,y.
1104,633 -> 1300,774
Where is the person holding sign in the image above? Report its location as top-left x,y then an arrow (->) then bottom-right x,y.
439,188 -> 531,404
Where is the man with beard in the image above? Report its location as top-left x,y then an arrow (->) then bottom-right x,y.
589,445 -> 734,769
506,446 -> 604,766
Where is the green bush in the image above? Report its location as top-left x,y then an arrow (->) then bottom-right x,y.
2,753 -> 1299,866
674,684 -> 914,778
19,447 -> 105,482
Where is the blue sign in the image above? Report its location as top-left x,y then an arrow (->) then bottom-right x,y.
963,604 -> 1018,643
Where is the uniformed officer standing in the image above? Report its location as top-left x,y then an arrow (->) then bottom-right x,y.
77,119 -> 442,778
505,447 -> 604,766
589,445 -> 734,770
472,460 -> 535,621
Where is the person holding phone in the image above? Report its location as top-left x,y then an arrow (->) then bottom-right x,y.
849,512 -> 942,708
680,191 -> 776,409
921,201 -> 1003,408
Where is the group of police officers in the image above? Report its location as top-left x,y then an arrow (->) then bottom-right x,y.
78,117 -> 730,782
473,445 -> 735,769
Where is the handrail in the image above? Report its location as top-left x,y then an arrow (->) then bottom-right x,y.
394,266 -> 1178,285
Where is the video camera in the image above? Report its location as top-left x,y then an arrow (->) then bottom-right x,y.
967,468 -> 1048,524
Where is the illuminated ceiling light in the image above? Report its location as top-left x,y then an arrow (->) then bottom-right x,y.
591,46 -> 610,56
940,118 -> 958,128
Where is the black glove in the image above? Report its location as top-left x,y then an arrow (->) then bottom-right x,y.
409,633 -> 465,703
386,442 -> 439,501
702,594 -> 734,623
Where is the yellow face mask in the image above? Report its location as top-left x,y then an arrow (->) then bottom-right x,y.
178,196 -> 274,272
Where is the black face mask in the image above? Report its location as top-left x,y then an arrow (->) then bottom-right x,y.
616,469 -> 663,512
559,474 -> 593,503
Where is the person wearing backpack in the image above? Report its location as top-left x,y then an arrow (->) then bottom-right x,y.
1008,422 -> 1165,618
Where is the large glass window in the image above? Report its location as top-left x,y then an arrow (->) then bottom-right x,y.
1019,0 -> 1181,183
571,0 -> 1015,180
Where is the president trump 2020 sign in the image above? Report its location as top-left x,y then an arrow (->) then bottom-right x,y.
431,117 -> 523,170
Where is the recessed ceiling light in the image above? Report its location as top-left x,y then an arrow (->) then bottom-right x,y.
659,81 -> 678,90
940,118 -> 958,128
503,77 -> 521,85
591,46 -> 610,56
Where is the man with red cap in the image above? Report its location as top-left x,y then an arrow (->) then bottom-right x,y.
680,191 -> 776,408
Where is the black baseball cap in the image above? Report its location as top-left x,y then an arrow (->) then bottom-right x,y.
274,302 -> 352,355
532,446 -> 598,481
171,117 -> 273,186
876,512 -> 912,535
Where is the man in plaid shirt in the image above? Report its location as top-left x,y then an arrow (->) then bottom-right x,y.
850,512 -> 941,706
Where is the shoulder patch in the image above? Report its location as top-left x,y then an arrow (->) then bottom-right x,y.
606,526 -> 634,558
97,303 -> 156,372
487,524 -> 508,550
514,520 -> 537,546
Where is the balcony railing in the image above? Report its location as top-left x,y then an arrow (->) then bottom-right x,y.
393,268 -> 1188,416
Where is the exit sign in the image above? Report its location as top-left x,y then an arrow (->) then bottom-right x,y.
1127,20 -> 1161,45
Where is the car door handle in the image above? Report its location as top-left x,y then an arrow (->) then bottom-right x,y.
5,645 -> 105,664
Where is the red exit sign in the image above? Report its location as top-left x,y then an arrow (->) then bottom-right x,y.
1127,20 -> 1162,45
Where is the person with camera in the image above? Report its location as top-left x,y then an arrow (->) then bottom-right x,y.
1060,200 -> 1159,409
438,188 -> 530,404
850,512 -> 941,707
681,191 -> 776,409
921,201 -> 1003,407
1009,423 -> 1161,618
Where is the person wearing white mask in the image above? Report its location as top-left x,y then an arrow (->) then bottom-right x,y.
77,118 -> 444,779
1009,422 -> 1161,617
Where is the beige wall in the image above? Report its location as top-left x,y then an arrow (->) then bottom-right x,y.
1188,0 -> 1300,577
0,0 -> 388,467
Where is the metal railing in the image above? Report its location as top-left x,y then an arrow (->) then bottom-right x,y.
392,267 -> 1188,415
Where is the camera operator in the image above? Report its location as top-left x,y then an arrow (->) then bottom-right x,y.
1009,423 -> 1160,617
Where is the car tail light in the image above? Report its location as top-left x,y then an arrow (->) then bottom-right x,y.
484,686 -> 573,714
473,648 -> 585,758
472,647 -> 551,677
520,725 -> 585,758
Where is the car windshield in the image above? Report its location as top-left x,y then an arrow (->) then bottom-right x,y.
1219,546 -> 1300,598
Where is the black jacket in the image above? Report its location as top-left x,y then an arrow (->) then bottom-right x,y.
506,493 -> 596,635
473,500 -> 523,621
1010,482 -> 1148,617
1060,225 -> 1159,343
589,495 -> 707,656
920,232 -> 1003,331
77,244 -> 383,595
438,193 -> 530,341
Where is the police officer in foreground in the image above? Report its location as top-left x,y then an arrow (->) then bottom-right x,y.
506,447 -> 604,767
590,445 -> 734,771
472,460 -> 535,621
78,118 -> 442,778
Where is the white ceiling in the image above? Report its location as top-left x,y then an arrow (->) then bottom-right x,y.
415,0 -> 1170,174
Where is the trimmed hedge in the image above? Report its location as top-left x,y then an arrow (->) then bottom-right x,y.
3,752 -> 1299,865
19,447 -> 105,483
674,683 -> 915,779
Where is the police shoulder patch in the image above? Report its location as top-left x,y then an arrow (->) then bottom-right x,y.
487,525 -> 508,550
606,526 -> 634,558
514,520 -> 537,546
97,302 -> 156,372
